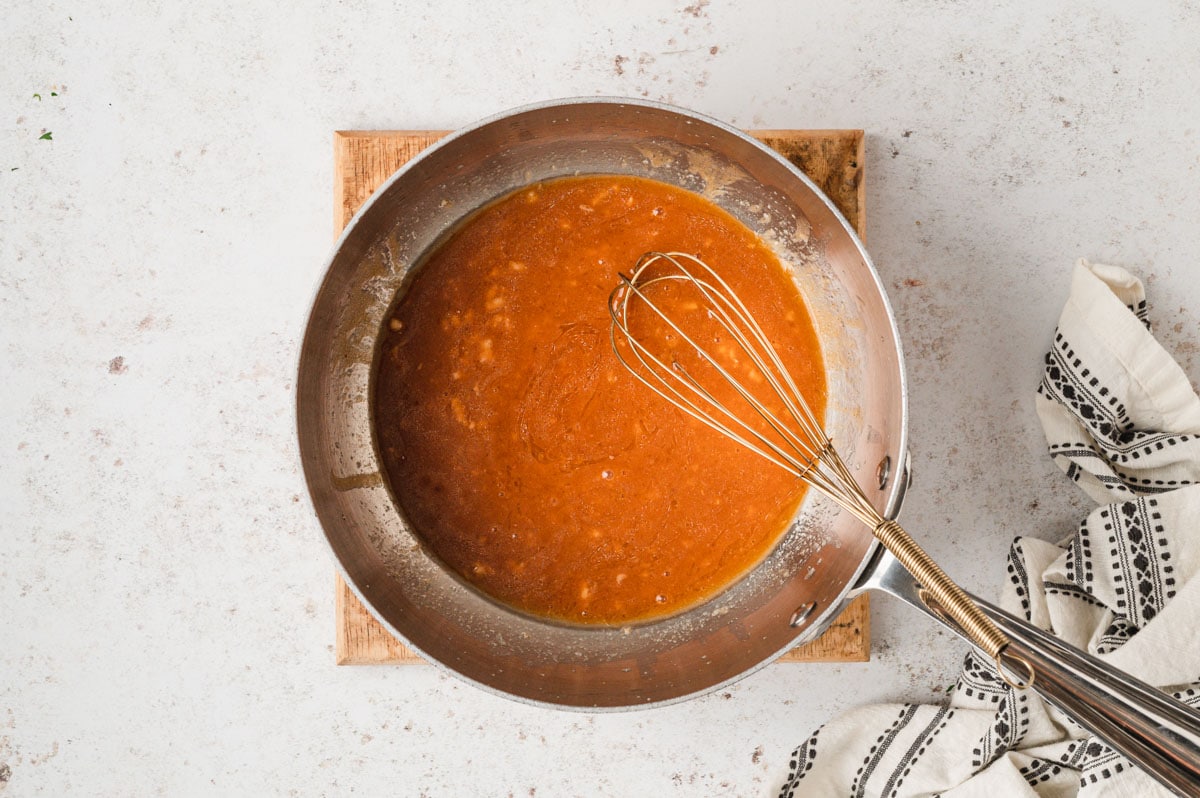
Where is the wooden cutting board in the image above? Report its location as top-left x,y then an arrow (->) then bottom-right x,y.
332,128 -> 871,665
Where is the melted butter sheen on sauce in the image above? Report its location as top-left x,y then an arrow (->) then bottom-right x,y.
375,175 -> 826,624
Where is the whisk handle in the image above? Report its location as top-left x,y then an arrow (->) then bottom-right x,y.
872,519 -> 1021,681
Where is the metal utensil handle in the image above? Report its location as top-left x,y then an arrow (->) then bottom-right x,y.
873,519 -> 1021,681
864,548 -> 1200,796
978,597 -> 1200,798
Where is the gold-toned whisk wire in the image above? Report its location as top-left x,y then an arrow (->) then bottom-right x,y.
609,251 -> 1033,690
611,253 -> 879,528
616,259 -> 819,469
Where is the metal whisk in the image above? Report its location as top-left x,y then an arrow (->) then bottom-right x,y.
609,251 -> 1030,687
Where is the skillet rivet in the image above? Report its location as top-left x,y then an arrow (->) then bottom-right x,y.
876,455 -> 892,490
789,602 -> 818,628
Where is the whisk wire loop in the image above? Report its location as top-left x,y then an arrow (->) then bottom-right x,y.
613,274 -> 823,479
648,252 -> 831,452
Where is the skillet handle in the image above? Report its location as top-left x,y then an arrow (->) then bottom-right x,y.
859,549 -> 1200,797
979,598 -> 1200,798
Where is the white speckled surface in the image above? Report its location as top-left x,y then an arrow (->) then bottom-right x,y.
3,2 -> 1200,795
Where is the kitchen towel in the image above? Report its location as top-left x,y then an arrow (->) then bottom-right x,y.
777,260 -> 1200,797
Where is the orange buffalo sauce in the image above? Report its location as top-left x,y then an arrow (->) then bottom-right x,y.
374,175 -> 825,624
